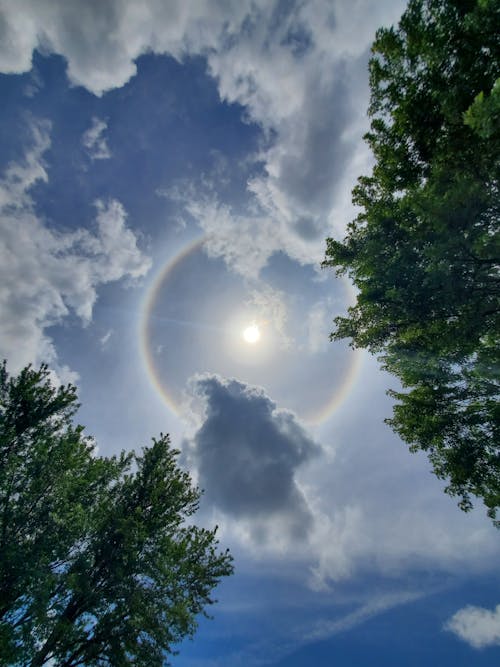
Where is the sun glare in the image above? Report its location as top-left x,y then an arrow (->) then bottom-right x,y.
242,324 -> 261,344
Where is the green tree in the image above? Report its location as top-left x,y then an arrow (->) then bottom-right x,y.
0,362 -> 233,666
323,0 -> 499,524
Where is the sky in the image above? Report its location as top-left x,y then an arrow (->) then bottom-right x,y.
0,1 -> 499,665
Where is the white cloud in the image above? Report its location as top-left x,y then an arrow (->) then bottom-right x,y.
0,0 -> 249,94
305,589 -> 426,641
306,300 -> 330,354
173,190 -> 330,280
0,120 -> 151,377
202,0 -> 406,272
82,117 -> 111,160
445,604 -> 500,649
100,329 -> 113,347
246,284 -> 292,350
185,196 -> 278,280
0,0 -> 406,278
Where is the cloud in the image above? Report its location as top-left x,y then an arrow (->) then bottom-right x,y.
246,284 -> 292,350
0,0 -> 248,94
175,190 -> 331,281
305,589 -> 427,641
186,374 -> 321,544
100,329 -> 113,347
0,0 -> 406,278
192,0 -> 405,275
445,604 -> 500,649
185,196 -> 278,280
0,119 -> 151,377
306,300 -> 331,354
82,117 -> 111,160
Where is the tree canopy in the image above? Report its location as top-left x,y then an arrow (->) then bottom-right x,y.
0,362 -> 233,666
323,0 -> 499,524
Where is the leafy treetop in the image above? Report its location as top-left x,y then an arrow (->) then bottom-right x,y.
0,361 -> 233,667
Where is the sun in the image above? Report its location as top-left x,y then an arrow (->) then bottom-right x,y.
242,323 -> 261,344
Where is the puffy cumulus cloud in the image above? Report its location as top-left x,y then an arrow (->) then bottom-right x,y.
82,117 -> 111,160
200,0 -> 403,269
0,0 -> 249,94
445,604 -> 500,649
0,120 -> 151,377
186,374 -> 321,545
0,0 -> 406,277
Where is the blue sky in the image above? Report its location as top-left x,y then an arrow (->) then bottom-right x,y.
0,1 -> 499,664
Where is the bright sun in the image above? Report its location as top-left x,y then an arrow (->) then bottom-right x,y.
242,324 -> 261,344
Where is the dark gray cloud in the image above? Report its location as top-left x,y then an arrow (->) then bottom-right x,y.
275,65 -> 357,218
188,374 -> 321,540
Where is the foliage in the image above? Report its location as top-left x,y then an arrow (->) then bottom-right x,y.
0,362 -> 233,666
323,0 -> 499,524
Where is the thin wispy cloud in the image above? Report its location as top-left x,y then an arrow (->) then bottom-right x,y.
100,329 -> 113,347
305,590 -> 428,641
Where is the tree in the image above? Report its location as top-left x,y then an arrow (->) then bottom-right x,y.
0,362 -> 233,666
323,0 -> 499,524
